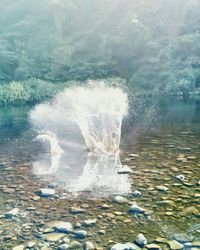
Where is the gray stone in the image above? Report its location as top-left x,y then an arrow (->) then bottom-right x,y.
44,233 -> 66,242
58,244 -> 70,250
132,190 -> 142,197
117,165 -> 133,174
74,230 -> 87,238
69,241 -> 82,249
174,234 -> 192,243
4,208 -> 19,219
46,221 -> 73,233
113,196 -> 129,204
83,219 -> 96,227
156,185 -> 169,192
130,203 -> 145,214
136,233 -> 147,245
84,242 -> 95,250
167,240 -> 184,250
13,245 -> 25,250
39,188 -> 55,197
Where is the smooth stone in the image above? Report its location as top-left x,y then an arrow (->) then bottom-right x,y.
111,243 -> 141,250
47,221 -> 73,233
136,233 -> 147,245
130,203 -> 145,213
157,200 -> 175,206
69,241 -> 82,249
117,165 -> 133,174
113,196 -> 129,204
39,188 -> 55,197
192,242 -> 200,247
174,234 -> 192,243
176,175 -> 185,181
13,245 -> 25,250
58,244 -> 70,250
132,190 -> 142,197
146,244 -> 161,250
3,188 -> 16,194
182,207 -> 199,215
83,219 -> 96,227
70,207 -> 86,214
27,241 -> 36,248
84,242 -> 95,250
44,233 -> 66,242
4,208 -> 19,219
167,240 -> 184,250
74,230 -> 87,238
156,185 -> 169,192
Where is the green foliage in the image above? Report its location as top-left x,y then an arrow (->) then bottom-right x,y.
0,0 -> 200,103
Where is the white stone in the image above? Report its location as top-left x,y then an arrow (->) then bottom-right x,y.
136,233 -> 147,245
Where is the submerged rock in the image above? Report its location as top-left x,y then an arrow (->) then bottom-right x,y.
74,230 -> 87,238
132,190 -> 142,197
13,245 -> 25,250
167,240 -> 184,250
136,233 -> 147,246
117,165 -> 133,174
39,188 -> 55,197
175,175 -> 185,181
130,203 -> 145,214
83,219 -> 96,227
111,243 -> 141,250
58,244 -> 70,250
174,233 -> 192,243
114,196 -> 129,204
4,208 -> 19,219
84,242 -> 95,250
69,241 -> 82,249
156,185 -> 169,192
46,221 -> 73,233
43,232 -> 66,242
70,207 -> 86,214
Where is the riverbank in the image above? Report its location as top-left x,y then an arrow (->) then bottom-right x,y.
0,79 -> 200,106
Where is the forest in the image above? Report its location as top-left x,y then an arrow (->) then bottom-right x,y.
0,0 -> 200,104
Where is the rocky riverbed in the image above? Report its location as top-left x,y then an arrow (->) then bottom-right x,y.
0,126 -> 200,250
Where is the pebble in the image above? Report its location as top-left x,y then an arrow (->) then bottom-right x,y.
43,233 -> 66,242
70,207 -> 86,214
136,233 -> 147,245
146,244 -> 161,250
69,241 -> 82,249
46,221 -> 73,233
175,175 -> 185,181
13,245 -> 25,250
156,185 -> 169,192
27,241 -> 36,248
84,241 -> 95,250
130,203 -> 145,213
39,188 -> 55,197
4,208 -> 19,219
132,190 -> 142,197
174,233 -> 192,243
58,243 -> 70,250
74,230 -> 87,238
167,240 -> 184,250
113,196 -> 129,204
83,219 -> 97,227
117,165 -> 133,174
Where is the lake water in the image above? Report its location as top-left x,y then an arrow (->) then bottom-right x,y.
0,96 -> 199,249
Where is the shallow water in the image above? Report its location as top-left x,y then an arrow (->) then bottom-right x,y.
0,96 -> 199,249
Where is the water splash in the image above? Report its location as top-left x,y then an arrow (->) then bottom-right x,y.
31,81 -> 130,195
31,82 -> 128,154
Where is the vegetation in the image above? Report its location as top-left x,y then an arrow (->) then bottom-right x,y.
0,0 -> 200,104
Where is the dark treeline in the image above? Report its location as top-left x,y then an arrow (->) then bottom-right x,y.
0,0 -> 200,104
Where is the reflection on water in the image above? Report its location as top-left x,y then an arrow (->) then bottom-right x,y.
33,147 -> 131,196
